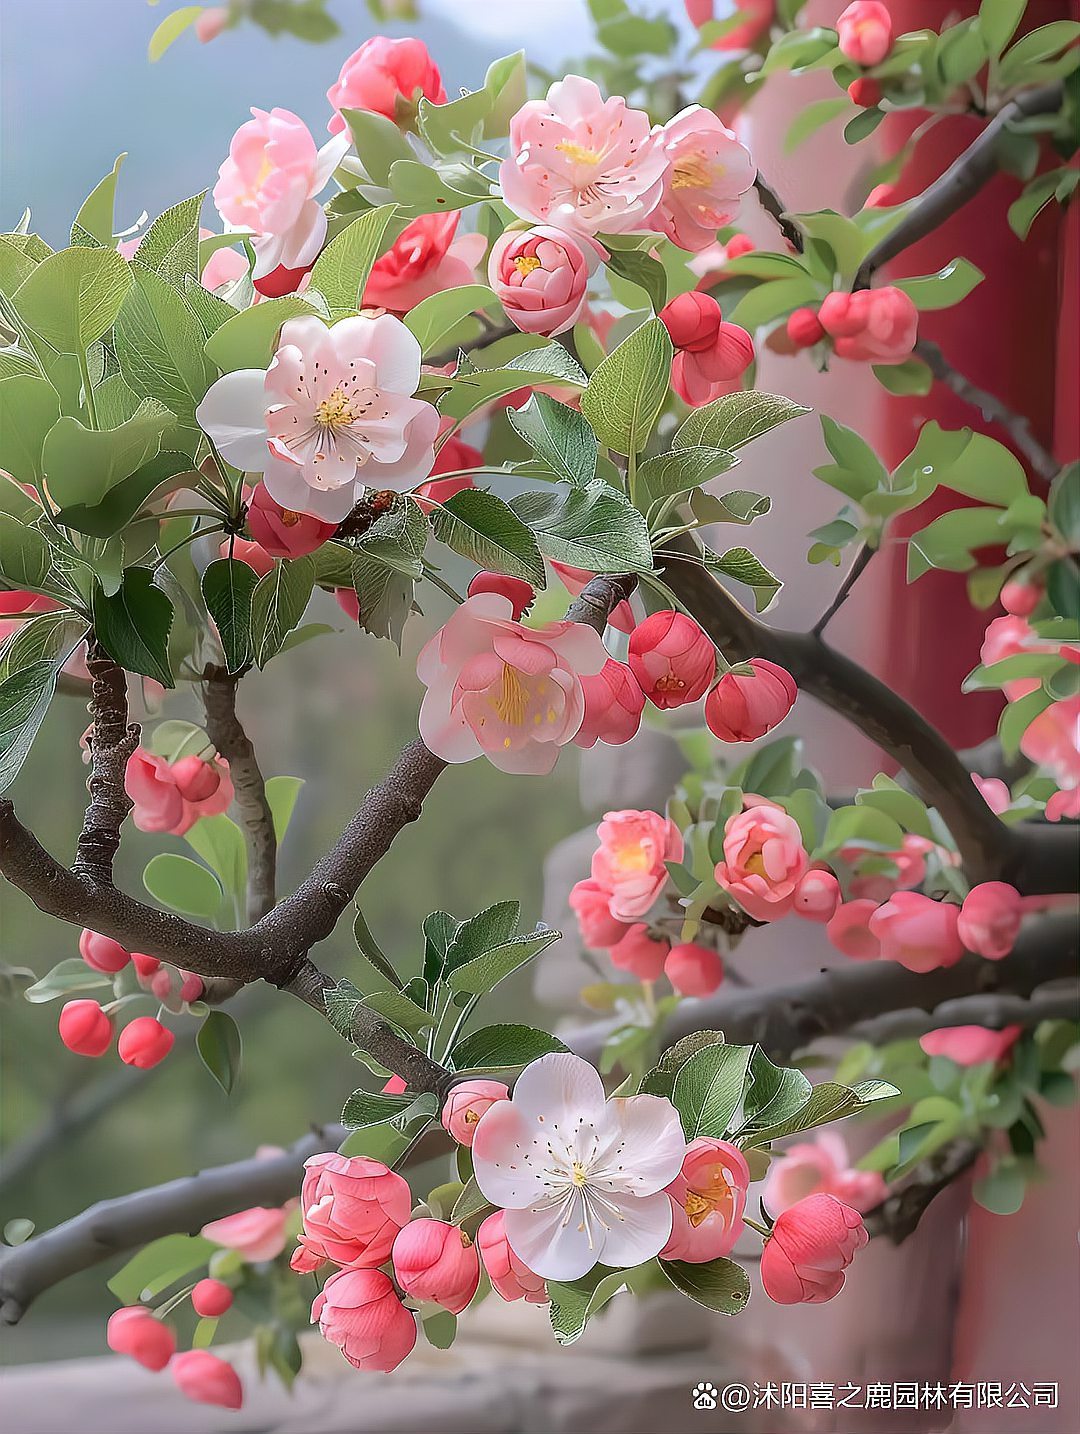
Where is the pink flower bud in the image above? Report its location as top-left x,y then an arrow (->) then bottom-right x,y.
223,536 -> 275,576
1001,578 -> 1042,617
171,756 -> 220,803
628,610 -> 715,710
299,1152 -> 411,1267
705,659 -> 797,742
819,287 -> 917,364
760,1193 -> 868,1304
106,1306 -> 176,1370
79,929 -> 130,974
660,290 -> 721,351
574,660 -> 645,749
252,263 -> 312,299
59,1000 -> 113,1057
608,923 -> 669,982
117,1017 -> 175,1070
312,1267 -> 416,1372
467,571 -> 535,620
391,1219 -> 481,1314
662,1138 -> 749,1262
178,971 -> 204,1004
247,482 -> 336,559
836,1 -> 893,67
665,942 -> 724,997
868,892 -> 963,973
568,878 -> 633,950
847,76 -> 882,107
716,799 -> 809,923
171,1350 -> 243,1410
290,1240 -> 326,1274
919,1025 -> 1023,1067
786,307 -> 825,348
203,1205 -> 289,1262
661,293 -> 755,405
826,899 -> 882,960
327,36 -> 446,134
191,1278 -> 233,1318
441,1080 -> 510,1146
477,1211 -> 548,1303
131,952 -> 161,981
489,226 -> 595,338
793,869 -> 841,923
972,773 -> 1010,815
957,882 -> 1023,960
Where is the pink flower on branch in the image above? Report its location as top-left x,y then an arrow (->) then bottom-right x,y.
312,1267 -> 416,1373
919,1025 -> 1023,1067
489,225 -> 598,338
818,287 -> 917,365
763,1131 -> 886,1216
662,1138 -> 749,1262
172,1351 -> 243,1410
246,482 -> 337,559
125,748 -> 233,836
327,36 -> 446,134
609,923 -> 670,981
295,1152 -> 411,1270
365,212 -> 486,313
760,1194 -> 868,1305
653,106 -> 754,252
591,808 -> 683,920
202,1204 -> 291,1263
836,1 -> 893,67
715,798 -> 809,922
705,658 -> 797,743
958,882 -> 1023,960
106,1306 -> 175,1370
441,1080 -> 510,1147
391,1218 -> 481,1313
477,1211 -> 548,1304
574,660 -> 646,749
868,892 -> 963,973
628,609 -> 715,709
568,878 -> 632,950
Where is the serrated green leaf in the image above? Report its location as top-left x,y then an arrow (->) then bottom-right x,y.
638,446 -> 738,511
672,1042 -> 754,1139
310,205 -> 398,317
450,1024 -> 568,1071
675,391 -> 809,451
13,245 -> 133,353
136,193 -> 205,282
507,392 -> 598,488
745,1078 -> 898,1146
431,488 -> 544,585
701,545 -> 781,612
511,481 -> 654,574
580,317 -> 672,456
446,928 -> 561,996
42,399 -> 174,508
249,555 -> 315,667
55,451 -> 196,538
201,557 -> 258,673
113,267 -> 215,421
341,1088 -> 416,1128
0,659 -> 64,791
72,155 -> 126,247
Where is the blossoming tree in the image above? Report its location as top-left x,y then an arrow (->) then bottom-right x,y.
1,0 -> 1078,1410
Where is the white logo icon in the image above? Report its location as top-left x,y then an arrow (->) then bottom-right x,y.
693,1382 -> 718,1411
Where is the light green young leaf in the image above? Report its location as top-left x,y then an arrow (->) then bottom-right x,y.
265,775 -> 304,841
309,204 -> 398,317
143,852 -> 224,922
135,193 -> 206,282
0,375 -> 59,486
113,267 -> 215,421
580,317 -> 672,456
42,400 -> 174,508
202,295 -> 315,374
72,155 -> 126,247
446,929 -> 561,996
13,246 -> 133,353
148,4 -> 203,60
342,108 -> 416,185
637,446 -> 738,510
404,285 -> 500,353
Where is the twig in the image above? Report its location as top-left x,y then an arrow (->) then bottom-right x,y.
71,646 -> 139,885
812,543 -> 874,636
866,1139 -> 981,1244
753,172 -> 805,254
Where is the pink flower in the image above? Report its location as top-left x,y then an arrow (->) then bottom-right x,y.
391,1219 -> 481,1314
836,1 -> 893,66
472,1052 -> 685,1281
312,1267 -> 416,1373
1001,578 -> 1042,617
628,609 -> 715,710
191,1279 -> 234,1318
608,923 -> 670,981
715,798 -> 809,922
117,1017 -> 174,1070
958,882 -> 1023,960
106,1307 -> 175,1371
197,229 -> 248,291
981,613 -> 1033,666
685,0 -> 773,51
665,943 -> 724,996
760,1194 -> 868,1305
661,291 -> 755,405
477,1211 -> 548,1304
59,1000 -> 113,1057
489,225 -> 596,338
591,808 -> 683,919
171,1351 -> 243,1410
704,659 -> 797,742
466,571 -> 535,620
1021,696 -> 1080,790
787,307 -> 826,348
202,1205 -> 290,1262
574,660 -> 646,749
365,212 -> 486,313
195,7 -> 229,44
826,899 -> 882,960
568,878 -> 632,949
441,1080 -> 510,1147
222,536 -> 275,575
416,591 -> 608,775
551,562 -> 635,634
662,1138 -> 749,1262
793,870 -> 841,923
297,1152 -> 411,1269
125,747 -> 233,835
652,106 -> 754,252
919,1025 -> 1023,1067
197,314 -> 439,523
327,36 -> 445,133
818,287 -> 917,365
973,773 -> 1011,815
868,892 -> 963,973
1047,787 -> 1080,821
246,482 -> 336,558
79,928 -> 131,973
501,75 -> 668,237
763,1131 -> 886,1216
213,107 -> 348,289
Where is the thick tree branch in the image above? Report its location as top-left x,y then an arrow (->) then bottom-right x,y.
865,1139 -> 981,1244
850,983 -> 1079,1045
564,573 -> 637,632
71,646 -> 139,886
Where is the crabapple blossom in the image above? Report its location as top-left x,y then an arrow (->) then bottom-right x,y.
652,106 -> 754,252
1047,788 -> 1080,821
1020,696 -> 1080,790
715,799 -> 809,922
79,929 -> 130,973
664,942 -> 724,997
476,1211 -> 548,1304
203,1205 -> 290,1262
416,591 -> 608,775
327,36 -> 445,133
466,571 -> 535,620
818,287 -> 917,364
836,1 -> 893,67
972,773 -> 1011,815
592,808 -> 683,920
312,1267 -> 416,1373
295,1152 -> 411,1269
196,314 -> 440,523
364,213 -> 486,312
117,1017 -> 174,1070
222,537 -> 275,576
919,1026 -> 1023,1067
58,1000 -> 113,1057
704,659 -> 797,742
608,923 -> 670,981
848,77 -> 883,107
958,882 -> 1023,960
245,482 -> 337,559
868,892 -> 963,973
793,869 -> 841,923
125,748 -> 233,836
488,225 -> 597,337
568,878 -> 632,950
661,1138 -> 749,1262
441,1080 -> 510,1146
471,1053 -> 686,1281
171,1351 -> 243,1410
573,660 -> 646,749
826,899 -> 883,960
501,76 -> 668,237
786,307 -> 825,348
660,292 -> 755,405
759,1194 -> 868,1305
628,610 -> 715,710
1001,578 -> 1042,617
391,1219 -> 481,1314
763,1131 -> 886,1215
106,1307 -> 175,1370
191,1279 -> 234,1318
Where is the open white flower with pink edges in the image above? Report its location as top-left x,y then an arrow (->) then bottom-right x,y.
471,1052 -> 686,1281
501,75 -> 668,237
416,592 -> 609,775
196,314 -> 439,522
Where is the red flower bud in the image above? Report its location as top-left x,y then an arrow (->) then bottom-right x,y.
117,1017 -> 175,1070
786,307 -> 825,349
79,929 -> 131,973
59,1000 -> 113,1057
467,571 -> 535,620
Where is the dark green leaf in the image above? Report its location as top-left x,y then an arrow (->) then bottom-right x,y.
92,567 -> 174,685
675,391 -> 810,451
249,555 -> 315,667
42,400 -> 174,508
580,317 -> 672,456
672,1042 -> 754,1139
431,489 -> 544,585
660,1256 -> 750,1314
511,481 -> 654,573
55,451 -> 196,538
196,1010 -> 242,1094
202,557 -> 259,673
702,545 -> 782,612
604,247 -> 668,312
341,1088 -> 415,1129
507,392 -> 598,488
450,1023 -> 568,1071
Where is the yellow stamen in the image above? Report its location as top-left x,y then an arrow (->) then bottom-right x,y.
513,255 -> 543,277
555,139 -> 602,166
671,153 -> 715,190
745,852 -> 767,879
684,1191 -> 712,1227
314,389 -> 355,434
492,663 -> 529,726
280,509 -> 301,527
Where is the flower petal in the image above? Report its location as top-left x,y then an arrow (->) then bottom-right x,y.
504,1199 -> 598,1282
196,370 -> 271,470
597,1190 -> 673,1270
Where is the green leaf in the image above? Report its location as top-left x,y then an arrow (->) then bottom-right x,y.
973,1161 -> 1026,1215
108,1234 -> 216,1304
895,258 -> 983,311
689,489 -> 771,526
819,803 -> 905,855
844,108 -> 885,146
92,567 -> 174,685
42,399 -> 174,508
935,431 -> 1029,506
907,506 -> 1012,580
792,209 -> 867,284
855,777 -> 936,841
357,499 -> 429,578
999,20 -> 1080,86
675,391 -> 810,452
580,317 -> 672,456
143,852 -> 224,921
446,928 -> 561,996
309,205 -> 398,317
641,1032 -> 728,1100
702,545 -> 781,612
431,488 -> 545,585
672,1042 -> 754,1140
196,1010 -> 242,1094
184,815 -> 246,910
507,392 -> 598,488
201,558 -> 258,673
998,683 -> 1054,758
444,900 -> 521,971
0,375 -> 60,486
202,295 -> 315,375
341,1088 -> 416,1129
362,988 -> 435,1038
814,414 -> 887,501
734,1050 -> 813,1137
511,482 -> 654,574
72,155 -> 126,247
403,285 -> 500,353
450,1024 -> 568,1071
604,247 -> 668,312
55,451 -> 197,538
0,473 -> 41,524
979,0 -> 1025,55
265,774 -> 303,841
148,4 -> 203,60
745,1078 -> 898,1146
728,276 -> 820,331
114,267 -> 215,421
23,958 -> 111,1004
784,97 -> 850,152
0,657 -> 64,792
548,1264 -> 639,1345
351,907 -> 404,992
660,1256 -> 750,1314
873,357 -> 933,396
13,245 -> 133,352
637,447 -> 738,510
342,108 -> 416,186
422,1310 -> 458,1349
249,556 -> 315,667
136,193 -> 206,283
437,343 -> 588,424
1048,463 -> 1080,543
450,1177 -> 493,1227
1008,167 -> 1079,240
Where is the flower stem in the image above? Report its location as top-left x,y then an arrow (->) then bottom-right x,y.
744,1216 -> 771,1239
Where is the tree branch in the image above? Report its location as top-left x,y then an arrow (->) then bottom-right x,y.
812,543 -> 874,636
753,172 -> 805,253
849,983 -> 1079,1046
71,646 -> 139,886
865,1139 -> 981,1244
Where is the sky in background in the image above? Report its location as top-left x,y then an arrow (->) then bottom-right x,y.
0,0 -> 700,245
